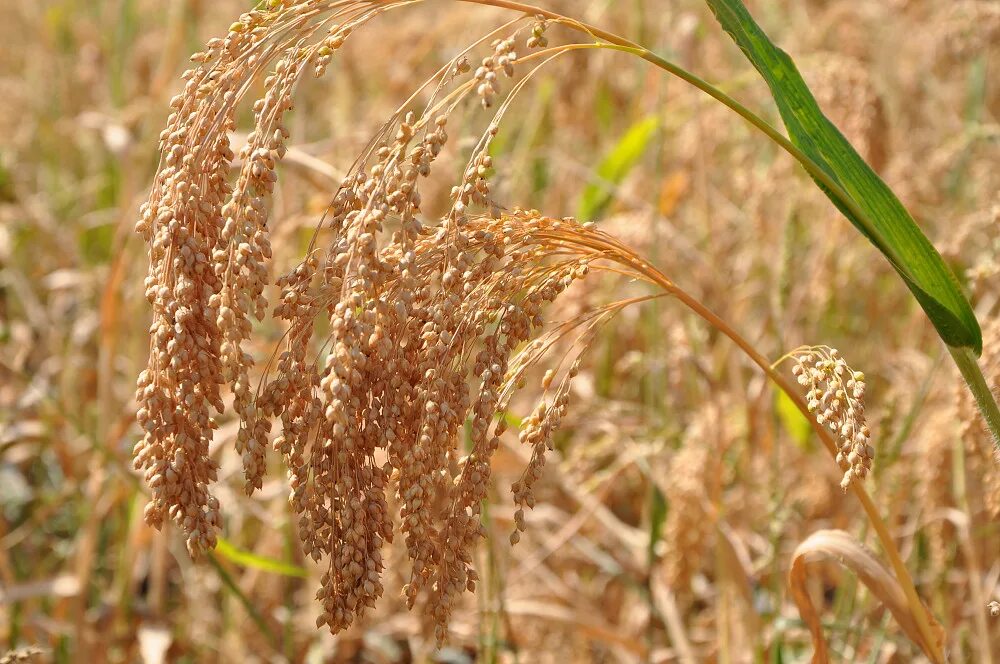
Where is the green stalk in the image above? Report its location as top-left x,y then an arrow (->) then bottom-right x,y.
950,347 -> 1000,449
456,2 -> 879,257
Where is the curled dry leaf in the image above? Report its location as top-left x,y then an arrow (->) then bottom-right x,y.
788,529 -> 944,663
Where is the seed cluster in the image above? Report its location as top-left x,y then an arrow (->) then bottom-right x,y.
132,0 -> 378,558
662,406 -> 722,592
792,347 -> 873,489
132,50 -> 234,558
474,38 -> 517,108
134,1 -> 639,642
526,17 -> 550,49
0,648 -> 45,664
261,204 -> 602,639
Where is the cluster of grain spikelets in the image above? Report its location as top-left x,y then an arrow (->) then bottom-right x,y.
130,0 -> 669,641
281,205 -> 610,639
662,403 -> 723,596
0,647 -> 45,664
132,0 -> 393,559
790,346 -> 873,489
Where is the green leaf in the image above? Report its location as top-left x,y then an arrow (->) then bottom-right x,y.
214,536 -> 307,578
705,0 -> 982,355
206,553 -> 279,648
577,115 -> 659,221
500,410 -> 523,429
647,484 -> 667,565
775,389 -> 812,451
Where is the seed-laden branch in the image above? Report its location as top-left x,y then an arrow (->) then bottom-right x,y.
455,0 -> 1000,456
134,1 -> 949,658
540,218 -> 943,658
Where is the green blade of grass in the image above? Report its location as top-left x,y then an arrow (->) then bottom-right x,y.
577,115 -> 659,221
214,536 -> 307,578
705,0 -> 981,355
206,553 -> 280,649
774,389 -> 812,451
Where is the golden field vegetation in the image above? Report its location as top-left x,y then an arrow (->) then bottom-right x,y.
1,0 -> 999,662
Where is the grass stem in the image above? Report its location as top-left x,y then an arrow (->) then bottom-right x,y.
460,0 -> 1000,464
668,285 -> 944,662
621,261 -> 946,662
950,346 -> 1000,453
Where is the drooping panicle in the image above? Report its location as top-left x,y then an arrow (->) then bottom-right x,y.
135,4 -> 646,644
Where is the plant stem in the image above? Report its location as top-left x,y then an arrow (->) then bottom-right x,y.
664,284 -> 944,663
427,1 -> 961,657
616,256 -> 944,661
457,1 -> 877,255
950,346 -> 1000,451
457,0 -> 1000,455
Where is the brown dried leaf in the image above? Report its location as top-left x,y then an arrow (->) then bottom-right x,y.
788,529 -> 944,663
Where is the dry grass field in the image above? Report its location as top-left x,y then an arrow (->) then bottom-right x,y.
1,1 -> 998,662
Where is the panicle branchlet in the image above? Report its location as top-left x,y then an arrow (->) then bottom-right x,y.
135,0 -> 369,558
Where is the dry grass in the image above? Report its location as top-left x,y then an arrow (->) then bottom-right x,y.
1,0 -> 999,662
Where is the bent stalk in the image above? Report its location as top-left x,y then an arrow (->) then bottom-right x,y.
457,0 -> 1000,456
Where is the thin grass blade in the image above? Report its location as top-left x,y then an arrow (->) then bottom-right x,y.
577,115 -> 659,221
214,536 -> 307,578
